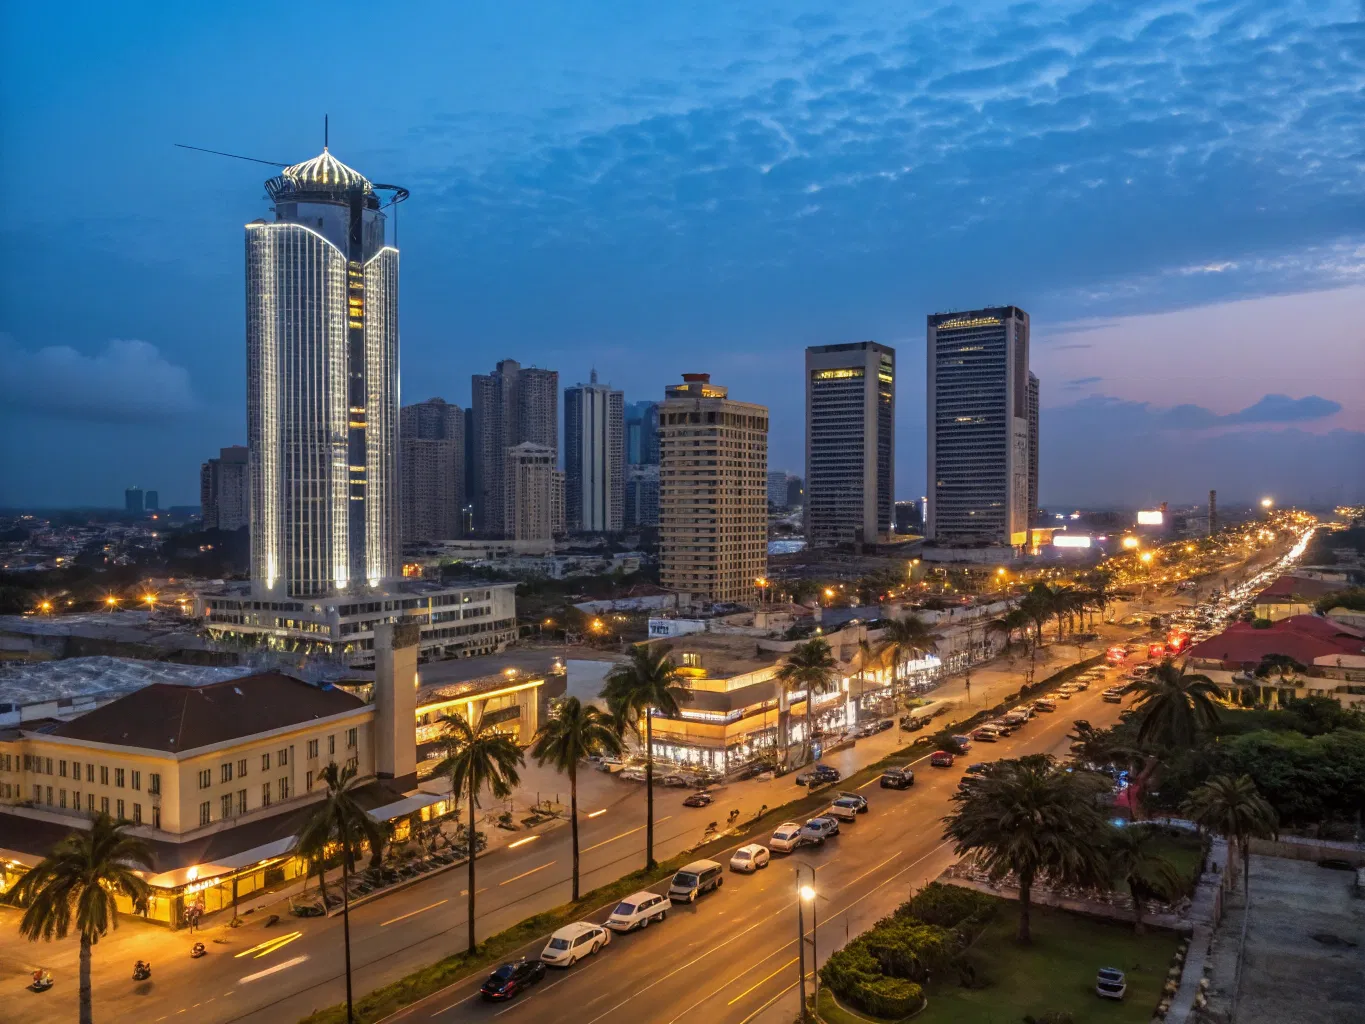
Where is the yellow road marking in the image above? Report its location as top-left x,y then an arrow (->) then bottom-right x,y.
581,816 -> 672,853
727,957 -> 799,1005
382,899 -> 448,927
233,931 -> 302,958
499,861 -> 556,885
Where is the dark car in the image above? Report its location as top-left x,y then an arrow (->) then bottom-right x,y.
958,763 -> 990,790
899,715 -> 926,732
929,750 -> 955,768
795,764 -> 841,786
682,791 -> 714,807
880,767 -> 915,789
481,958 -> 546,1001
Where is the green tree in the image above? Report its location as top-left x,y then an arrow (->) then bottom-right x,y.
1,813 -> 152,1024
531,696 -> 623,900
1106,825 -> 1185,934
1183,774 -> 1277,893
941,754 -> 1111,942
602,643 -> 690,870
296,761 -> 385,1024
1130,658 -> 1223,749
1315,586 -> 1365,614
875,615 -> 939,703
776,637 -> 838,767
432,714 -> 524,951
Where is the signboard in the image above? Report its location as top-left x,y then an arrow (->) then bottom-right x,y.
481,705 -> 522,727
1137,510 -> 1164,525
1052,534 -> 1093,548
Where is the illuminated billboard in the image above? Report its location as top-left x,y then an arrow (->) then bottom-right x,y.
1136,510 -> 1164,526
1052,534 -> 1093,548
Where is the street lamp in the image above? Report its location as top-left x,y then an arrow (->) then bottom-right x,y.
796,873 -> 818,1020
1260,497 -> 1273,509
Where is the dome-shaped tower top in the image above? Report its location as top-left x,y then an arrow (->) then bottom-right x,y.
266,148 -> 374,203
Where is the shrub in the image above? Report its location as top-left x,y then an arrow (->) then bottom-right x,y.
1023,1013 -> 1075,1024
862,918 -> 957,982
902,882 -> 998,930
851,975 -> 924,1018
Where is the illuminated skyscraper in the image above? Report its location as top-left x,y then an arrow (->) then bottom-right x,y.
246,149 -> 402,597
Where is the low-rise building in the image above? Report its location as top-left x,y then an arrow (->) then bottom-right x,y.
1251,574 -> 1346,622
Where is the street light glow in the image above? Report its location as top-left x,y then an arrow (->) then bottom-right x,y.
1260,497 -> 1273,508
1122,536 -> 1140,550
799,885 -> 816,901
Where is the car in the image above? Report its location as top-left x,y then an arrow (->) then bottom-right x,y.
1053,688 -> 1074,699
605,891 -> 669,932
1031,700 -> 1056,713
795,764 -> 841,786
729,844 -> 771,872
951,735 -> 972,751
879,767 -> 915,789
1070,679 -> 1090,690
668,860 -> 725,902
769,822 -> 805,853
827,796 -> 865,821
682,791 -> 714,807
835,791 -> 869,812
540,922 -> 610,967
970,727 -> 998,742
621,769 -> 647,782
596,757 -> 625,773
1102,690 -> 1124,704
481,958 -> 547,1000
1001,712 -> 1028,727
929,750 -> 955,767
1095,967 -> 1127,1000
1073,719 -> 1092,732
987,720 -> 1014,736
661,773 -> 693,788
800,816 -> 840,842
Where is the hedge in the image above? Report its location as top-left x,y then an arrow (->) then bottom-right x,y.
900,881 -> 997,930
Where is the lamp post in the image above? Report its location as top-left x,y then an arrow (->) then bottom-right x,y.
795,870 -> 808,1020
797,868 -> 819,1019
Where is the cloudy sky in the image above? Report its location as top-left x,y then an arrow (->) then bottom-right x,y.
1,0 -> 1362,509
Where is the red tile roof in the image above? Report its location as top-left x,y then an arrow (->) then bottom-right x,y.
1254,575 -> 1346,604
1186,615 -> 1365,669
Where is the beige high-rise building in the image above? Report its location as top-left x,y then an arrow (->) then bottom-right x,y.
659,373 -> 768,606
400,398 -> 464,542
504,442 -> 561,543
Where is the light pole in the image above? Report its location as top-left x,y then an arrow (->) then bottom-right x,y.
796,870 -> 809,1020
798,868 -> 819,1019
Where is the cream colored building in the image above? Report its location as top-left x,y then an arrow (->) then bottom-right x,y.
504,442 -> 564,542
659,373 -> 768,606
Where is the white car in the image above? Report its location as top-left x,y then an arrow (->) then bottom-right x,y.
605,891 -> 669,932
827,796 -> 864,821
541,922 -> 610,966
769,822 -> 804,853
729,844 -> 771,872
800,816 -> 840,843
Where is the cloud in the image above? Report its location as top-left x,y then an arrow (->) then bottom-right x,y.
0,337 -> 196,424
1054,392 -> 1342,433
1224,393 -> 1342,425
1064,376 -> 1102,388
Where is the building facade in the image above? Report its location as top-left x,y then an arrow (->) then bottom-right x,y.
125,488 -> 143,515
504,442 -> 561,543
625,464 -> 660,528
805,342 -> 895,548
926,307 -> 1032,547
400,398 -> 465,543
200,446 -> 249,532
658,373 -> 768,605
1026,372 -> 1040,527
563,371 -> 624,533
625,400 -> 660,465
469,360 -> 559,536
246,148 -> 400,597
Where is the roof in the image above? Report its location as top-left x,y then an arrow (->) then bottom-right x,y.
0,656 -> 251,709
1186,615 -> 1365,669
43,672 -> 367,753
1254,575 -> 1345,604
283,148 -> 371,193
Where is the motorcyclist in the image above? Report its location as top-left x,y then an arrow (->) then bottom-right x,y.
32,968 -> 53,989
133,959 -> 151,977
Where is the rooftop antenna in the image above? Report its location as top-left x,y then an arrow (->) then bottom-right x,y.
324,113 -> 329,150
173,143 -> 288,168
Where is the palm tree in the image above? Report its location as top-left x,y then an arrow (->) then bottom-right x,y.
1253,654 -> 1306,706
875,614 -> 939,702
432,714 -> 524,952
1131,658 -> 1223,748
941,754 -> 1111,942
602,643 -> 689,870
854,637 -> 877,723
1184,774 -> 1277,893
1107,824 -> 1185,934
2,813 -> 152,1024
776,637 -> 838,768
531,697 -> 623,900
295,762 -> 383,1024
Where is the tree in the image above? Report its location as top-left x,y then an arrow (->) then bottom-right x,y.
531,697 -> 623,900
875,615 -> 939,703
602,643 -> 690,870
1,813 -> 152,1024
1106,825 -> 1185,934
1253,654 -> 1305,703
432,714 -> 524,951
1183,774 -> 1277,893
854,637 -> 880,722
776,638 -> 838,768
296,761 -> 385,1024
1130,658 -> 1223,749
941,754 -> 1111,942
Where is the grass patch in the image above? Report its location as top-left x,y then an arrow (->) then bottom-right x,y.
818,986 -> 914,1024
919,903 -> 1178,1024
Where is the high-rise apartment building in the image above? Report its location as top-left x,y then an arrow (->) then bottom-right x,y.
563,371 -> 624,533
246,148 -> 399,596
658,373 -> 768,605
926,306 -> 1031,547
786,475 -> 804,508
805,342 -> 895,548
504,442 -> 562,542
200,446 -> 249,531
767,471 -> 789,508
125,488 -> 143,515
625,401 -> 659,465
145,491 -> 160,511
1026,372 -> 1040,528
400,398 -> 465,542
470,359 -> 559,536
625,464 -> 660,528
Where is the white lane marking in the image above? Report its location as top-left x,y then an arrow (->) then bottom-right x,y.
499,861 -> 556,885
382,899 -> 448,927
238,954 -> 309,984
581,816 -> 672,853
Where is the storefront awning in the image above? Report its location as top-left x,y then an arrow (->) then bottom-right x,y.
366,790 -> 447,822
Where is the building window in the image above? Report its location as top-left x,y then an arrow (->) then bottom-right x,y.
115,768 -> 125,788
262,752 -> 271,771
148,773 -> 160,795
346,756 -> 358,771
59,790 -> 67,809
100,765 -> 109,786
279,748 -> 290,767
152,806 -> 160,829
131,770 -> 141,791
261,783 -> 271,808
117,799 -> 125,820
86,793 -> 94,813
279,777 -> 290,801
328,735 -> 336,756
306,771 -> 313,792
347,727 -> 357,748
221,763 -> 233,784
46,757 -> 52,774
133,803 -> 142,825
198,769 -> 212,789
307,739 -> 319,758
86,763 -> 95,783
58,760 -> 67,778
32,785 -> 40,802
236,789 -> 247,816
237,758 -> 248,778
71,760 -> 81,780
221,794 -> 232,818
101,796 -> 110,815
199,801 -> 211,826
73,790 -> 81,809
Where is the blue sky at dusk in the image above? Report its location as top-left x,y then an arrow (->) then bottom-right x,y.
1,0 -> 1362,509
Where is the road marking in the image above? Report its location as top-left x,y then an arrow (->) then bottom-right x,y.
458,887 -> 489,896
727,957 -> 799,1005
499,861 -> 556,885
581,816 -> 672,853
856,775 -> 880,790
233,931 -> 302,958
494,949 -> 606,1016
238,954 -> 310,984
430,991 -> 480,1016
735,979 -> 800,1024
382,899 -> 448,927
586,808 -> 607,818
508,835 -> 540,849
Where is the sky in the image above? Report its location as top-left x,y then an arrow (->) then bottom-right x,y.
1,0 -> 1362,510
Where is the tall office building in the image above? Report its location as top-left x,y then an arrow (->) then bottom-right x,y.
246,148 -> 399,596
785,476 -> 804,508
145,491 -> 160,511
805,342 -> 895,548
767,471 -> 789,508
658,373 -> 768,605
926,306 -> 1031,547
400,398 -> 465,542
624,464 -> 660,528
125,487 -> 144,515
1027,372 -> 1040,528
504,442 -> 561,542
625,401 -> 660,465
200,446 -> 249,531
563,371 -> 624,533
470,359 -> 559,536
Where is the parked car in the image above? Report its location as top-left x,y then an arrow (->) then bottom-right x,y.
795,764 -> 841,786
899,714 -> 927,731
929,750 -> 955,767
769,822 -> 805,853
729,844 -> 771,873
540,922 -> 610,967
800,816 -> 840,843
1031,699 -> 1056,713
621,769 -> 647,782
951,735 -> 972,751
827,796 -> 865,821
1001,712 -> 1029,727
682,791 -> 714,807
987,720 -> 1014,736
1095,967 -> 1127,1000
970,727 -> 998,743
879,767 -> 915,789
1070,678 -> 1090,690
596,757 -> 625,773
605,891 -> 669,932
1073,719 -> 1093,732
661,774 -> 693,788
668,860 -> 725,903
1102,689 -> 1124,704
835,792 -> 869,812
480,958 -> 546,1000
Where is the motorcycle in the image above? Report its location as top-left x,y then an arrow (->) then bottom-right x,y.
133,961 -> 152,981
30,970 -> 53,993
190,942 -> 207,959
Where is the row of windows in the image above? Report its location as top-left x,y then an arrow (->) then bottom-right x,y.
26,786 -> 160,827
19,755 -> 160,795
